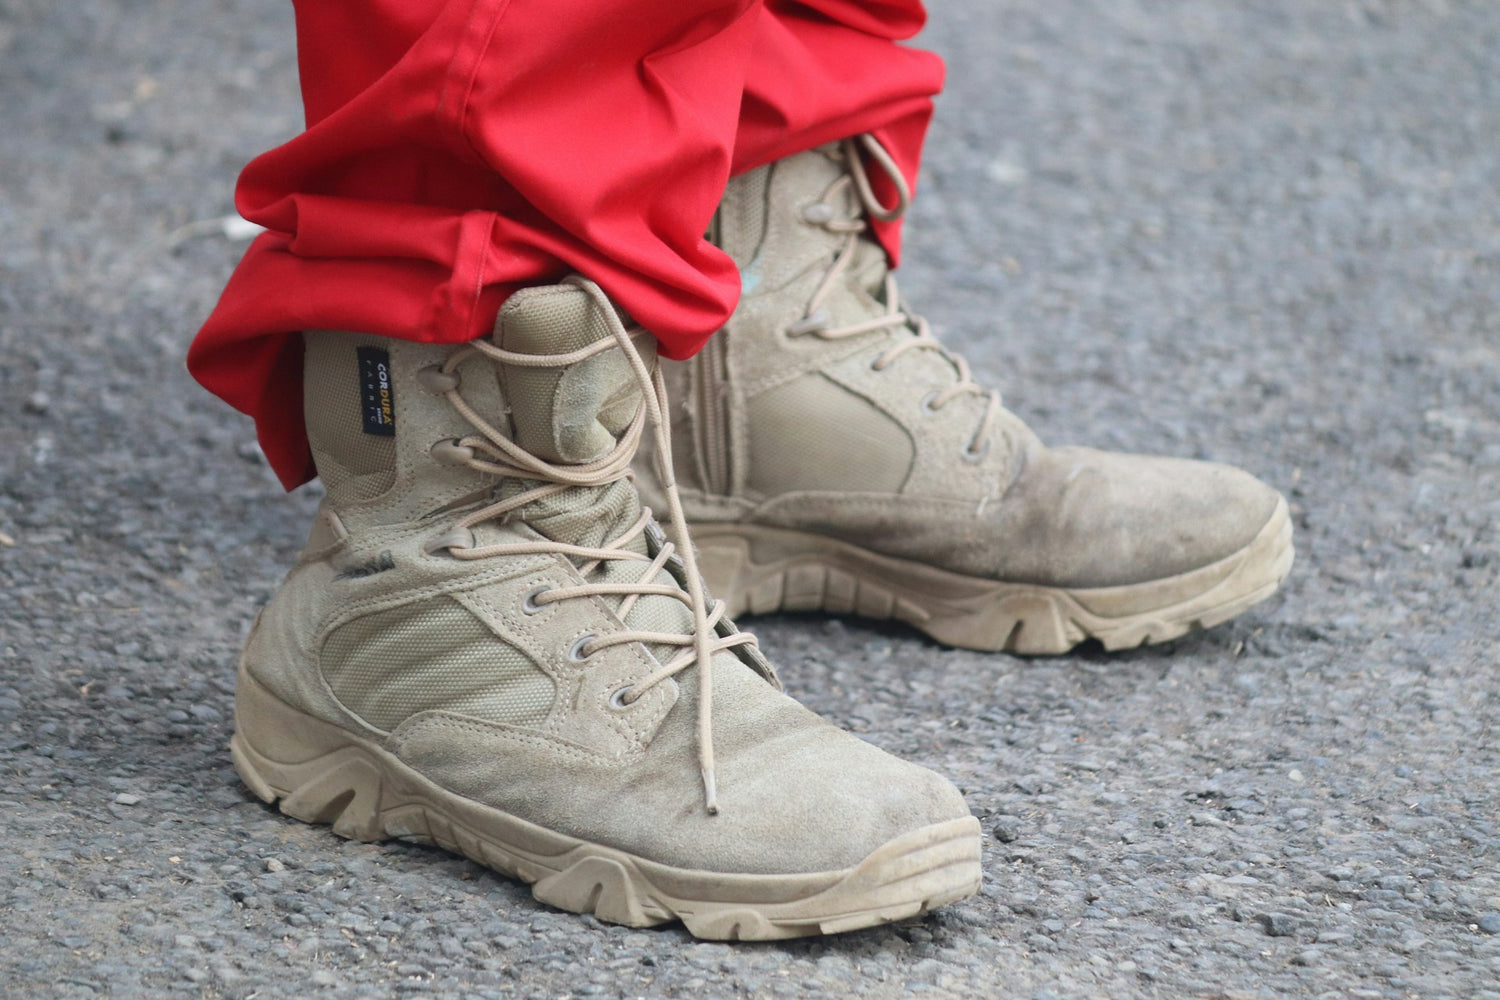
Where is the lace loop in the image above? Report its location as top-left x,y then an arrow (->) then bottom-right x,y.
423,526 -> 476,555
843,134 -> 911,223
785,310 -> 832,337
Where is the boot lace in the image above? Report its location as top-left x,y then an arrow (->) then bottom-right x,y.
421,297 -> 761,814
789,134 -> 1004,463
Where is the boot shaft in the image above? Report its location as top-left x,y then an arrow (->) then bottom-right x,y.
302,331 -> 501,528
302,282 -> 658,533
657,144 -> 937,507
715,144 -> 888,298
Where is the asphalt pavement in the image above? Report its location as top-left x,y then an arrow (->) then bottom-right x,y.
2,1 -> 1498,997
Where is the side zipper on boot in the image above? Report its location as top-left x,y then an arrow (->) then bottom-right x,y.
691,333 -> 732,498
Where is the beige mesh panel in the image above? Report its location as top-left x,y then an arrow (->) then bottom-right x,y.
499,288 -> 626,463
321,598 -> 554,731
492,283 -> 700,665
303,331 -> 397,503
511,292 -> 605,350
507,477 -> 630,550
747,373 -> 914,496
522,478 -> 696,660
623,569 -> 694,642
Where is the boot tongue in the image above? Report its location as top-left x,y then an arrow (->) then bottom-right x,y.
492,281 -> 693,652
512,476 -> 698,663
493,281 -> 653,549
501,477 -> 638,551
495,282 -> 652,465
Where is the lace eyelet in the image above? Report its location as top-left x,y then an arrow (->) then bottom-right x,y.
416,366 -> 459,394
608,685 -> 635,710
962,439 -> 992,464
569,635 -> 598,662
521,587 -> 551,614
919,391 -> 942,415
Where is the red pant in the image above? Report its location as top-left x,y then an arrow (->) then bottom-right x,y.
187,0 -> 944,489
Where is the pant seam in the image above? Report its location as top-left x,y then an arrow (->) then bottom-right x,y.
439,0 -> 515,167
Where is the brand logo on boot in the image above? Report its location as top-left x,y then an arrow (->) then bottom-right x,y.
357,346 -> 396,436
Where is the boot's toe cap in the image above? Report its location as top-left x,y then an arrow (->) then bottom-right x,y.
1014,446 -> 1284,588
654,664 -> 975,873
711,722 -> 973,871
393,662 -> 974,877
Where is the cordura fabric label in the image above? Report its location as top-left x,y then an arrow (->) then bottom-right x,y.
357,346 -> 396,436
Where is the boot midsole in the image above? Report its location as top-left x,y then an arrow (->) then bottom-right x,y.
688,498 -> 1294,651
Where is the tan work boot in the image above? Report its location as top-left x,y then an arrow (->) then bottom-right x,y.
229,277 -> 981,940
647,138 -> 1294,654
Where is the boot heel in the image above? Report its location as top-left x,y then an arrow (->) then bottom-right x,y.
689,535 -> 749,614
231,665 -> 387,841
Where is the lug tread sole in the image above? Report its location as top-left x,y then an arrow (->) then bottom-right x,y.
230,669 -> 981,941
691,498 -> 1295,654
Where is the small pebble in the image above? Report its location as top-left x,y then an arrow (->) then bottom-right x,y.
1256,912 -> 1299,937
1168,909 -> 1200,928
1476,913 -> 1500,935
113,793 -> 141,806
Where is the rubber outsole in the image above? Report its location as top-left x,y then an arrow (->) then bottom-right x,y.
689,498 -> 1295,654
230,667 -> 982,940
